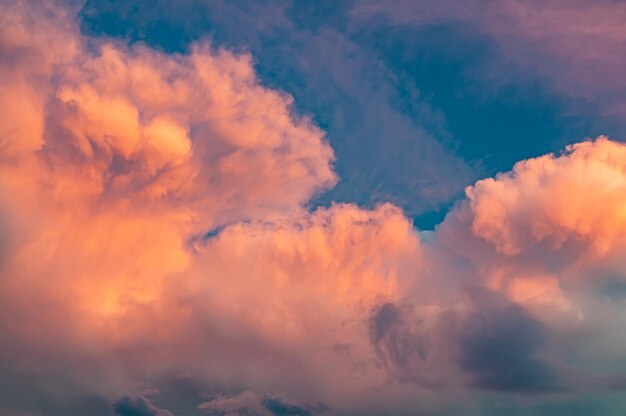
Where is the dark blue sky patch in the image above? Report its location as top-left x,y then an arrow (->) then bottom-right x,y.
412,200 -> 454,230
356,21 -> 578,175
80,0 -> 207,52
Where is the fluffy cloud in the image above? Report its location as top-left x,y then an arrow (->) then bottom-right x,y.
84,203 -> 421,408
1,3 -> 336,220
3,1 -> 626,415
0,0 -> 343,409
434,137 -> 626,310
325,137 -> 626,407
0,0 -> 336,333
464,137 -> 626,258
0,2 -> 419,411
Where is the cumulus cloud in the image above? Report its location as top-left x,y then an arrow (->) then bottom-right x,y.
79,0 -> 477,219
3,0 -> 626,415
0,0 -> 341,410
0,2 -> 421,410
1,0 -> 335,216
99,203 -> 421,405
464,137 -> 626,258
0,0 -> 335,332
434,137 -> 626,311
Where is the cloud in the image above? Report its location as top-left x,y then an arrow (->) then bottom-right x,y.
0,3 -> 422,399
0,0 -> 336,338
119,203 -> 421,404
3,1 -> 626,415
113,396 -> 173,416
368,289 -> 558,393
361,136 -> 626,400
463,137 -> 626,258
198,390 -> 327,416
368,302 -> 448,389
1,0 -> 335,220
79,0 -> 476,219
442,290 -> 557,392
0,0 -> 342,410
426,137 -> 626,318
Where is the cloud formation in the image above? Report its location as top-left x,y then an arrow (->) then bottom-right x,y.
369,290 -> 558,393
1,0 -> 335,210
2,1 -> 626,415
78,0 -> 477,219
0,0 -> 335,325
435,137 -> 626,312
464,136 -> 626,258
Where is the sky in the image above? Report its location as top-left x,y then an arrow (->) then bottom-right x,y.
2,0 -> 626,415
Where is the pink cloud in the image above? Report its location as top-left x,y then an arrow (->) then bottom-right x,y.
3,1 -> 626,414
465,137 -> 626,258
0,2 -> 420,410
434,137 -> 626,318
0,0 -> 337,346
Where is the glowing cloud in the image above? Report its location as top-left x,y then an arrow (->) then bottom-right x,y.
2,1 -> 626,415
465,137 -> 626,258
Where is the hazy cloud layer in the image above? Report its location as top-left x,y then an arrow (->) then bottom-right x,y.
353,0 -> 626,134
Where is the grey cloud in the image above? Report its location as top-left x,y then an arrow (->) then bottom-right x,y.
199,391 -> 329,416
113,396 -> 174,416
369,290 -> 560,393
442,293 -> 558,392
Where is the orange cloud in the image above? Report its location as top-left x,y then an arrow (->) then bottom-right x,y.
0,1 -> 419,406
0,0 -> 337,323
3,2 -> 626,414
433,137 -> 626,316
465,137 -> 626,258
182,203 -> 419,342
156,203 -> 422,400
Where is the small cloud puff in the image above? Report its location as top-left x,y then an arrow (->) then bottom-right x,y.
199,390 -> 328,416
465,137 -> 626,258
113,396 -> 174,416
